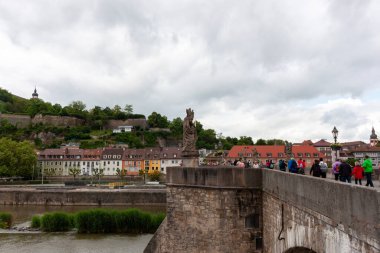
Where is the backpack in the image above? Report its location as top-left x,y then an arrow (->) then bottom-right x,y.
320,162 -> 328,172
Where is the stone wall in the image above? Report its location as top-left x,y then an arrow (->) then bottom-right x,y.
0,187 -> 166,206
145,167 -> 380,253
262,169 -> 380,253
145,167 -> 263,253
32,114 -> 84,127
0,113 -> 85,128
0,113 -> 31,127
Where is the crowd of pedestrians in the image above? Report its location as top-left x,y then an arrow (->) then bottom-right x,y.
231,155 -> 376,187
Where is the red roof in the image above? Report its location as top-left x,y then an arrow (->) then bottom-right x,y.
313,139 -> 331,147
227,145 -> 325,159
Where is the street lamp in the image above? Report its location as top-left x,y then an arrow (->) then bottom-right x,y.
332,126 -> 339,161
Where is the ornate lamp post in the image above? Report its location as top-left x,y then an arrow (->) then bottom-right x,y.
331,126 -> 339,161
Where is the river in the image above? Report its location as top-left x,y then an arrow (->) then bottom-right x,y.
0,205 -> 165,253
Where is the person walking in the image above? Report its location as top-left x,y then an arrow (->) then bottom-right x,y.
297,158 -> 305,174
362,155 -> 374,187
319,158 -> 328,178
352,161 -> 364,185
339,160 -> 352,183
288,158 -> 298,173
332,159 -> 341,181
279,159 -> 286,172
310,160 -> 321,177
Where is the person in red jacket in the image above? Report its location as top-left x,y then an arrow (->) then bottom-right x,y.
352,161 -> 364,185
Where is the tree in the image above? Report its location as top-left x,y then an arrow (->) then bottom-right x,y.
92,168 -> 104,185
116,168 -> 126,181
26,98 -> 49,116
0,138 -> 37,179
69,167 -> 81,180
148,171 -> 161,182
65,101 -> 87,118
169,117 -> 183,138
237,136 -> 254,145
124,104 -> 133,115
266,139 -> 285,145
147,112 -> 169,128
255,139 -> 267,145
197,129 -> 218,149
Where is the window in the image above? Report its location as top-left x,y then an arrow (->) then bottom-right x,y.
305,153 -> 311,157
313,153 -> 319,157
297,153 -> 303,157
266,153 -> 272,157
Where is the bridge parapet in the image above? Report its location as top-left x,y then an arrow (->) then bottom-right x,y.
262,169 -> 380,253
167,166 -> 262,189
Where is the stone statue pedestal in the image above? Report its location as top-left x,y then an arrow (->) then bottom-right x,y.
182,150 -> 199,167
182,158 -> 199,167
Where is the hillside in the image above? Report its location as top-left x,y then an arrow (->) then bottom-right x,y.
0,87 -> 274,150
0,88 -> 29,114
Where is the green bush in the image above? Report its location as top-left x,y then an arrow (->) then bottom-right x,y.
0,212 -> 12,229
32,208 -> 165,234
40,212 -> 73,232
31,215 -> 41,228
76,209 -> 117,233
76,208 -> 165,234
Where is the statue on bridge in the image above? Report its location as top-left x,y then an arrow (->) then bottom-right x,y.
182,108 -> 199,158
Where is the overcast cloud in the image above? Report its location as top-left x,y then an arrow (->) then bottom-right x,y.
1,0 -> 380,143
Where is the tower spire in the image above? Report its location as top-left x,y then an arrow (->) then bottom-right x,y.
32,86 -> 39,99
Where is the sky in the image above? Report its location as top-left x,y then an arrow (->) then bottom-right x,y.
1,0 -> 380,143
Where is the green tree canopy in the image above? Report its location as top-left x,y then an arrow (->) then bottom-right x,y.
147,112 -> 169,128
0,138 -> 37,179
169,117 -> 183,138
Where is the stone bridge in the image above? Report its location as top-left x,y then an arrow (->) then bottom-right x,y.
145,167 -> 379,253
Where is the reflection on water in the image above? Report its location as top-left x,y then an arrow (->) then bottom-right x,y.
0,205 -> 165,253
0,233 -> 153,253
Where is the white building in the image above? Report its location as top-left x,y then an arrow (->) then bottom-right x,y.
113,125 -> 133,133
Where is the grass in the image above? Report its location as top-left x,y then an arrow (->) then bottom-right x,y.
33,208 -> 165,234
40,212 -> 74,232
0,212 -> 12,229
31,215 -> 41,228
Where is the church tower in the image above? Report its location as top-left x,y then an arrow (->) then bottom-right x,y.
370,127 -> 378,147
32,86 -> 38,99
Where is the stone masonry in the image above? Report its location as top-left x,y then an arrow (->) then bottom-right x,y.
145,167 -> 380,253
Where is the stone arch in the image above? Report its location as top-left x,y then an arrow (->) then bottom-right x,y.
284,247 -> 317,253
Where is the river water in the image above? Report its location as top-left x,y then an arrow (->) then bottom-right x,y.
0,205 -> 165,253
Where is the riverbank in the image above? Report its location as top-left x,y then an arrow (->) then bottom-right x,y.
0,185 -> 167,206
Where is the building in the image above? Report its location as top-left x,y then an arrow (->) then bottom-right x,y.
312,139 -> 332,164
351,146 -> 380,168
112,125 -> 133,133
123,148 -> 145,176
38,146 -> 83,176
227,145 -> 325,168
81,149 -> 102,176
160,147 -> 182,174
144,148 -> 161,174
101,148 -> 124,176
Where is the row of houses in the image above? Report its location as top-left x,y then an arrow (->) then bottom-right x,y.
226,145 -> 325,168
38,140 -> 380,177
38,146 -> 182,177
